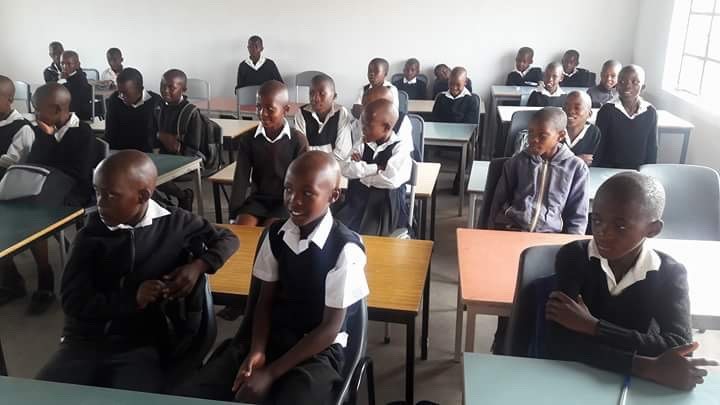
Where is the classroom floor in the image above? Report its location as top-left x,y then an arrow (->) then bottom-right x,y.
2,156 -> 720,405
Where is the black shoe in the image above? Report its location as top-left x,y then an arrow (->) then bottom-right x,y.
217,305 -> 244,321
27,290 -> 56,315
179,189 -> 194,212
0,284 -> 27,307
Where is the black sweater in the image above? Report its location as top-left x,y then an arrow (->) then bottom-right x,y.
60,207 -> 239,342
546,240 -> 692,374
432,78 -> 473,99
392,79 -> 427,100
235,59 -> 283,89
44,63 -> 62,83
105,91 -> 162,152
562,68 -> 594,87
593,103 -> 658,169
63,71 -> 93,121
432,93 -> 479,124
566,124 -> 602,156
157,98 -> 204,158
527,91 -> 568,107
505,67 -> 543,86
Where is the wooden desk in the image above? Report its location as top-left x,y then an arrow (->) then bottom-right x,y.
147,154 -> 204,218
496,106 -> 695,163
408,99 -> 435,113
454,229 -> 720,360
211,225 -> 433,405
211,119 -> 259,163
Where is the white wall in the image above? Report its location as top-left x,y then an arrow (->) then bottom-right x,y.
0,0 -> 640,107
634,0 -> 720,169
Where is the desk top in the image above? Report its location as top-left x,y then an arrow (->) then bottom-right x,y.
211,225 -> 433,314
497,106 -> 694,130
207,97 -> 301,116
0,202 -> 84,258
211,118 -> 259,139
627,372 -> 720,405
408,99 -> 435,113
147,153 -> 201,185
424,122 -> 476,142
491,85 -> 589,98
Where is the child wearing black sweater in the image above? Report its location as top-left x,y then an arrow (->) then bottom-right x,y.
60,51 -> 93,121
563,91 -> 601,165
235,36 -> 283,90
561,49 -> 593,87
546,172 -> 717,391
506,47 -> 543,86
432,67 -> 479,124
36,150 -> 239,393
392,58 -> 427,100
528,62 -> 567,107
43,41 -> 64,83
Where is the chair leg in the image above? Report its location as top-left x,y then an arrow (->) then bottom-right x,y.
384,323 -> 391,344
366,358 -> 376,405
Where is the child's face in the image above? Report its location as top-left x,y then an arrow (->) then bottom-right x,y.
544,67 -> 563,92
617,69 -> 644,102
118,81 -> 143,106
448,74 -> 466,97
515,53 -> 533,72
61,54 -> 80,76
309,81 -> 335,115
527,120 -> 564,159
93,170 -> 146,227
284,166 -> 338,227
257,92 -> 288,130
563,95 -> 592,129
49,45 -> 63,65
361,112 -> 390,144
591,193 -> 658,261
160,76 -> 185,104
403,62 -> 419,81
562,53 -> 579,74
600,65 -> 620,90
107,52 -> 124,71
367,62 -> 386,87
435,66 -> 450,81
247,40 -> 263,60
34,98 -> 64,128
0,86 -> 13,116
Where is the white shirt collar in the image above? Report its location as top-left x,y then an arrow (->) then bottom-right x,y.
613,98 -> 651,120
103,199 -> 171,231
245,56 -> 267,71
118,89 -> 152,108
368,80 -> 392,90
513,65 -> 532,76
278,210 -> 334,254
567,123 -> 590,148
443,87 -> 471,100
53,113 -> 80,142
588,239 -> 661,296
303,103 -> 340,127
538,85 -> 565,97
564,68 -> 578,78
254,119 -> 292,143
403,77 -> 417,84
0,110 -> 25,127
365,131 -> 401,152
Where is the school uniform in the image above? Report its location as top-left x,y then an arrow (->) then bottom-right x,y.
562,67 -> 593,87
432,78 -> 473,99
587,85 -> 618,108
0,109 -> 34,169
61,70 -> 93,121
546,239 -> 692,373
431,88 -> 479,124
505,66 -> 543,86
593,99 -> 658,169
294,104 -> 352,161
392,77 -> 427,100
105,90 -> 162,152
235,57 -> 283,89
350,112 -> 415,158
101,67 -> 120,85
338,131 -> 412,236
355,81 -> 400,111
527,86 -> 567,107
565,123 -> 602,156
36,200 -> 239,393
229,120 -> 308,221
44,63 -> 62,83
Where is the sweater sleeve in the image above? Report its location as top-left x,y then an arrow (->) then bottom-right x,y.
180,210 -> 240,273
229,136 -> 253,220
236,63 -> 245,90
506,72 -> 521,86
179,108 -> 204,158
431,98 -> 444,122
645,109 -> 659,165
592,106 -> 611,167
268,60 -> 283,83
561,161 -> 590,234
104,97 -> 118,147
527,91 -> 541,107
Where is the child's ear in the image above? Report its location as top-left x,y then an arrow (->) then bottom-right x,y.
138,188 -> 152,204
329,187 -> 341,204
647,219 -> 663,238
641,83 -> 647,92
558,129 -> 567,141
283,104 -> 291,114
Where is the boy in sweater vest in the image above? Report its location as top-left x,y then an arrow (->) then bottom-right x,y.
546,172 -> 718,390
0,76 -> 34,172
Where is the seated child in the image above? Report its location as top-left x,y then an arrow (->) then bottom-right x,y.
60,50 -> 93,121
229,80 -> 308,226
0,76 -> 35,171
350,86 -> 415,159
527,62 -> 567,107
489,107 -> 589,234
588,60 -> 621,107
392,58 -> 427,100
105,68 -> 162,152
235,35 -> 283,89
338,98 -> 412,236
36,150 -> 239,393
174,151 -> 368,404
505,46 -> 543,86
353,57 -> 399,117
44,41 -> 64,83
593,65 -> 657,169
561,49 -> 593,87
563,91 -> 601,165
433,63 -> 473,99
545,172 -> 717,390
100,47 -> 124,88
294,73 -> 352,161
432,67 -> 479,124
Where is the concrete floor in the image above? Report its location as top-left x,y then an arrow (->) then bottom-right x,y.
1,164 -> 719,405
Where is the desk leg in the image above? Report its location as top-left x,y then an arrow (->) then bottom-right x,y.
485,96 -> 498,159
0,336 -> 7,376
421,261 -> 431,360
430,181 -> 437,241
405,318 -> 416,405
59,229 -> 67,268
194,167 -> 205,219
419,198 -> 427,240
467,193 -> 477,228
458,144 -> 467,216
465,307 -> 476,354
680,129 -> 691,164
454,284 -> 464,362
213,183 -> 223,224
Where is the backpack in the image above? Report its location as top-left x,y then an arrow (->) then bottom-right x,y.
175,104 -> 223,176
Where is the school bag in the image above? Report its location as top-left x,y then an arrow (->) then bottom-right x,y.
174,104 -> 223,176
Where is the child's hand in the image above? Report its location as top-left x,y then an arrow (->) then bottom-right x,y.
578,154 -> 593,165
639,342 -> 718,390
233,351 -> 267,392
158,132 -> 181,154
136,280 -> 166,309
545,292 -> 598,336
37,120 -> 56,135
162,260 -> 209,300
376,162 -> 386,171
351,152 -> 362,162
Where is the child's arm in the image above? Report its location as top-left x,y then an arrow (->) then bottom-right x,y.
561,162 -> 589,234
360,143 -> 412,189
178,109 -> 205,157
341,143 -> 378,179
465,95 -> 480,125
333,112 -> 354,161
645,108 -> 659,164
229,137 -> 253,221
593,106 -> 610,167
268,61 -> 283,83
527,91 -> 540,107
0,126 -> 34,169
487,159 -> 515,229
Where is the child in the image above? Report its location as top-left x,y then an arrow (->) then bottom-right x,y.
588,60 -> 621,107
392,58 -> 427,100
433,63 -> 473,99
36,150 -> 239,393
489,107 -> 589,234
175,151 -> 368,403
294,74 -> 352,161
100,47 -> 124,88
44,41 -> 64,83
563,91 -> 601,165
593,65 -> 657,169
105,68 -> 162,152
527,62 -> 567,107
561,49 -> 593,87
235,35 -> 283,89
229,80 -> 308,226
353,57 -> 399,116
432,66 -> 479,124
350,86 -> 415,159
338,98 -> 412,236
60,50 -> 93,121
545,172 -> 718,390
0,76 -> 34,172
505,47 -> 543,86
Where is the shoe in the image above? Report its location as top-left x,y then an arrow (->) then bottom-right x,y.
217,305 -> 244,321
0,284 -> 27,306
27,290 -> 56,315
179,188 -> 194,212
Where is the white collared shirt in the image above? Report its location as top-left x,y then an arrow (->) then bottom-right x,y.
537,85 -> 565,97
513,65 -> 532,77
403,77 -> 417,85
341,131 -> 412,189
103,199 -> 171,231
254,119 -> 292,144
294,104 -> 353,161
101,67 -> 119,84
564,68 -> 578,78
350,114 -> 414,154
53,113 -> 80,143
252,210 -> 370,347
612,98 -> 652,120
355,81 -> 400,111
118,89 -> 153,108
0,110 -> 36,168
244,56 -> 267,71
443,88 -> 471,100
588,239 -> 661,296
567,123 -> 590,148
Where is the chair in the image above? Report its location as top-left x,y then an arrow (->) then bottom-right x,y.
235,85 -> 261,119
407,113 -> 424,162
294,70 -> 326,103
0,336 -> 7,376
639,164 -> 720,240
187,78 -> 211,114
504,245 -> 560,357
13,81 -> 32,113
333,299 -> 375,405
398,90 -> 409,115
503,110 -> 536,157
476,157 -> 510,229
471,93 -> 483,159
82,68 -> 100,81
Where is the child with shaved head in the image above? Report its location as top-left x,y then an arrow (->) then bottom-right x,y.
351,85 -> 415,158
588,60 -> 622,107
528,62 -> 567,107
0,76 -> 34,172
60,50 -> 93,120
546,172 -> 717,390
563,90 -> 601,165
37,150 -> 239,392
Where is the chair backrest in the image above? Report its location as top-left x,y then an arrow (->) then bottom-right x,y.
398,90 -> 409,114
235,85 -> 261,118
588,71 -> 597,87
504,245 -> 561,357
0,336 -> 7,376
94,137 -> 110,168
334,298 -> 368,404
504,110 -> 536,157
477,157 -> 510,229
186,78 -> 211,113
639,164 -> 720,240
83,68 -> 100,81
13,81 -> 32,113
294,70 -> 326,103
407,113 -> 424,162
